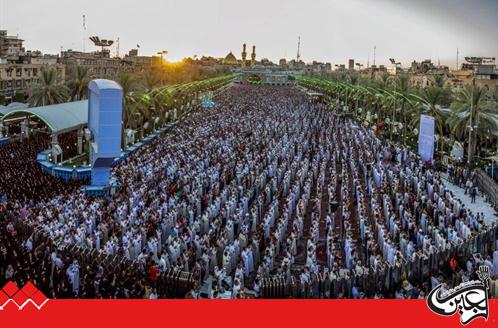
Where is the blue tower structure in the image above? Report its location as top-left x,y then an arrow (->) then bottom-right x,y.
85,79 -> 123,196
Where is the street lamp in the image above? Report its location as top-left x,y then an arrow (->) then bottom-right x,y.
157,50 -> 169,63
89,36 -> 114,78
467,77 -> 476,165
156,50 -> 169,85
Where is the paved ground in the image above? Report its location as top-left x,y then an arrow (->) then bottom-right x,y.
441,173 -> 498,225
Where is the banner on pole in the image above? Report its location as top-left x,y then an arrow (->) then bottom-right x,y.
418,114 -> 435,162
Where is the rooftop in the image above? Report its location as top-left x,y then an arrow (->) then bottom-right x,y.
1,100 -> 88,134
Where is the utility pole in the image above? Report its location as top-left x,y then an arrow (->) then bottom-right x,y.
467,77 -> 475,165
116,37 -> 120,58
82,15 -> 86,52
89,36 -> 114,78
157,50 -> 168,85
391,96 -> 396,140
373,45 -> 376,66
456,48 -> 459,70
296,36 -> 301,63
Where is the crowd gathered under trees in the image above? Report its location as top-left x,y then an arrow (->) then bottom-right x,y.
5,59 -> 497,168
301,72 -> 498,167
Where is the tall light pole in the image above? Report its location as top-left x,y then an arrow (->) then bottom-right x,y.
156,50 -> 168,85
89,36 -> 114,78
391,95 -> 396,140
157,50 -> 169,63
467,77 -> 476,166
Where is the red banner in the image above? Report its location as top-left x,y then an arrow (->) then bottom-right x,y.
1,299 -> 497,328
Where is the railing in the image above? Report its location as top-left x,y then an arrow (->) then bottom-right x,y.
6,213 -> 196,298
261,224 -> 498,298
476,169 -> 498,210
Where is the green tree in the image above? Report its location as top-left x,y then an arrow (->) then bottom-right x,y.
431,75 -> 446,88
447,84 -> 498,164
377,73 -> 392,90
394,74 -> 413,141
141,68 -> 162,91
67,65 -> 91,101
27,67 -> 69,106
151,89 -> 173,126
409,85 -> 451,151
117,73 -> 139,147
14,91 -> 25,103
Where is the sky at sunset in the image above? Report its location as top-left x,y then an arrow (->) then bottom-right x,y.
1,0 -> 497,67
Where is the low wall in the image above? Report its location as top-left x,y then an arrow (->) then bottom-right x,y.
37,124 -> 176,182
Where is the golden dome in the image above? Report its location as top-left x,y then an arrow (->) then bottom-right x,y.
224,52 -> 237,65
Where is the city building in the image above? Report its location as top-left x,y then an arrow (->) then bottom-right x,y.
259,58 -> 273,66
0,30 -> 65,102
461,56 -> 495,71
447,57 -> 497,89
0,30 -> 25,59
223,51 -> 238,65
234,66 -> 294,86
304,61 -> 332,75
348,59 -> 355,71
0,62 -> 65,100
123,49 -> 160,70
410,59 -> 437,74
287,59 -> 305,70
60,49 -> 124,78
447,70 -> 473,89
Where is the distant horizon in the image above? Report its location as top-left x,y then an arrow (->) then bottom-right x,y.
1,0 -> 497,69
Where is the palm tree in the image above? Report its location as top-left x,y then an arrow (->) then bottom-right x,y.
431,75 -> 452,106
349,73 -> 359,86
135,98 -> 152,138
141,68 -> 162,92
409,85 -> 451,152
152,90 -> 173,125
394,74 -> 413,141
377,73 -> 392,90
117,73 -> 139,147
117,73 -> 138,117
491,86 -> 498,103
431,75 -> 446,89
447,83 -> 498,164
380,89 -> 398,139
28,67 -> 69,106
67,65 -> 91,101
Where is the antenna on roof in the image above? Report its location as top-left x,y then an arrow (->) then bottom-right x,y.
297,36 -> 301,62
373,45 -> 376,66
82,14 -> 86,52
116,37 -> 120,58
456,48 -> 459,70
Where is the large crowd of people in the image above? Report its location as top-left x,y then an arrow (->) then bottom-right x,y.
1,85 -> 497,299
0,133 -> 80,204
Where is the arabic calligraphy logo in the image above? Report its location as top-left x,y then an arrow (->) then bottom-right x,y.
426,266 -> 490,325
